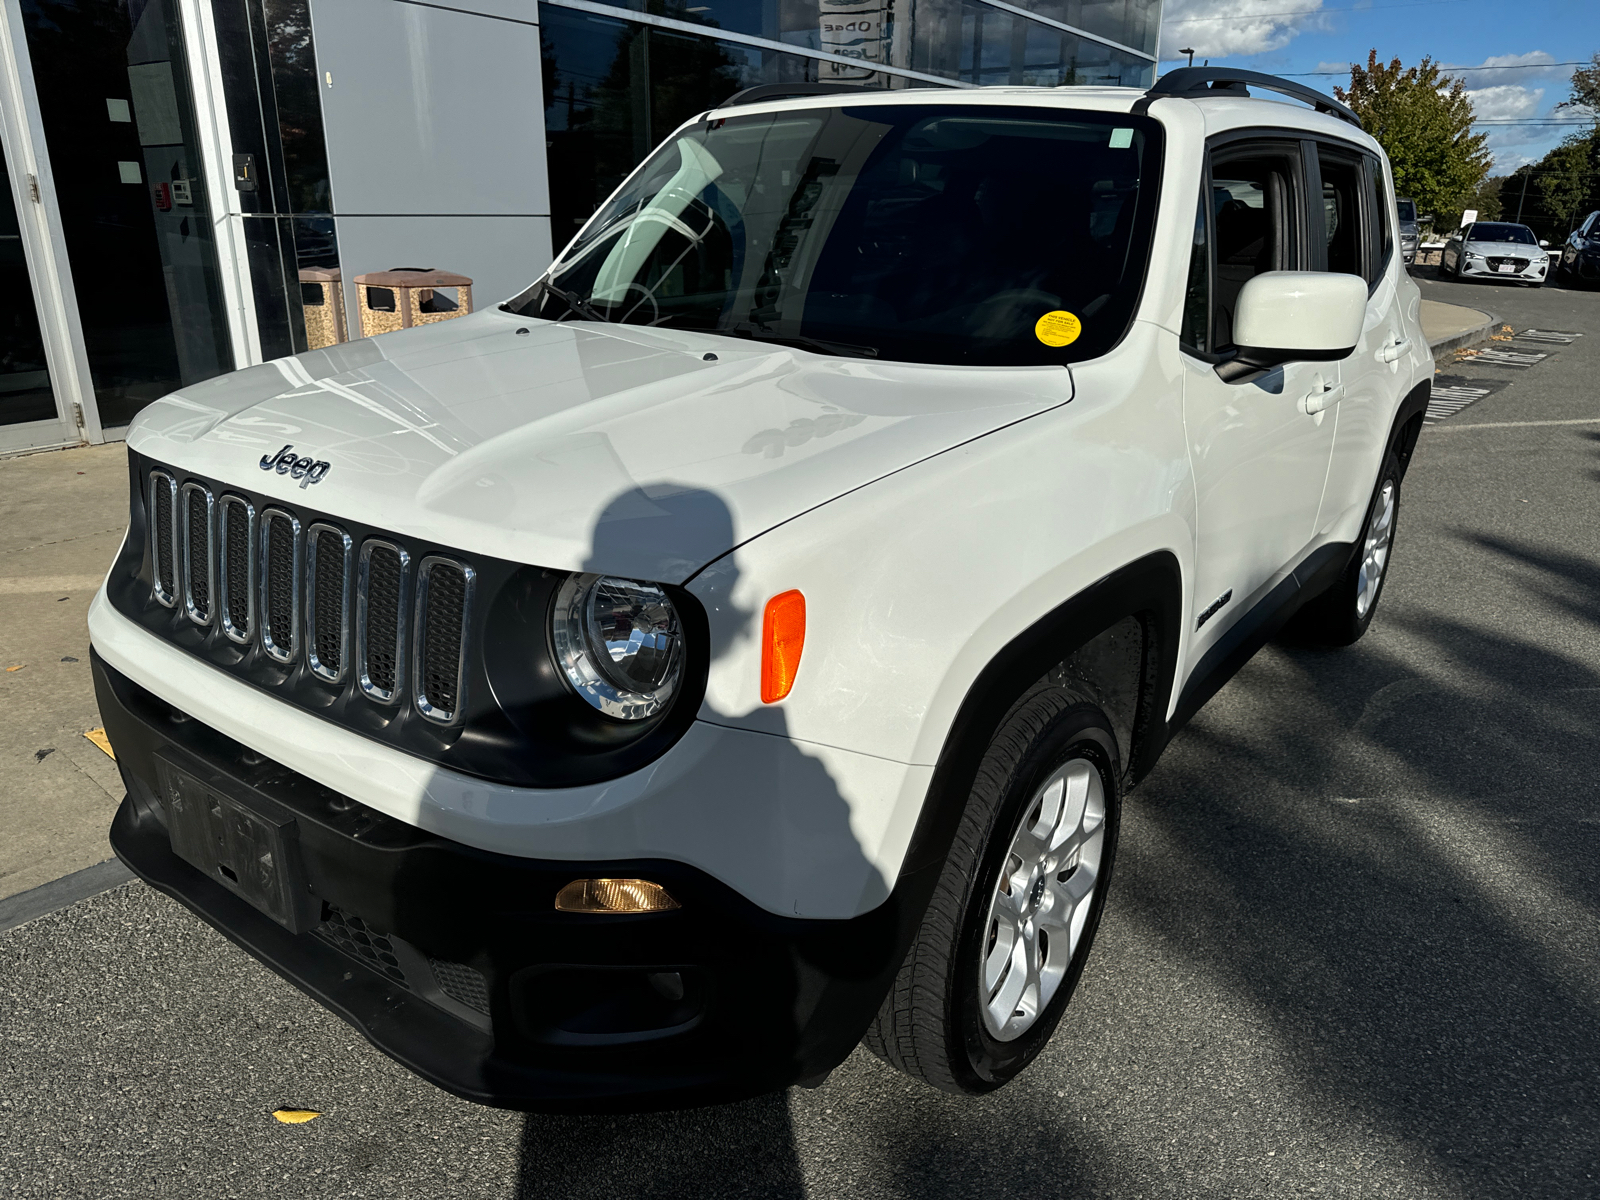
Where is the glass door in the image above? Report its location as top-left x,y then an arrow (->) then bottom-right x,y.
0,137 -> 58,430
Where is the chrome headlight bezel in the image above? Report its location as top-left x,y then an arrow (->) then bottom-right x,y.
552,572 -> 685,721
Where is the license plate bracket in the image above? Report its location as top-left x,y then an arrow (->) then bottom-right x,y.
154,752 -> 320,933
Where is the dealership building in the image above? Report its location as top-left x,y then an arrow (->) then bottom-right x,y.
0,0 -> 1160,454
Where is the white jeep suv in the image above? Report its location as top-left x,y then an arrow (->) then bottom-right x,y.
90,68 -> 1432,1110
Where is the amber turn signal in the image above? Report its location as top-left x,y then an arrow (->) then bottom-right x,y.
554,878 -> 680,914
760,589 -> 806,703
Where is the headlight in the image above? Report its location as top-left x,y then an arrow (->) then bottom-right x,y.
1465,251 -> 1483,261
552,573 -> 684,720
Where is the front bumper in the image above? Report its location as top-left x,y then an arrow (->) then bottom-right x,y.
1457,256 -> 1547,282
96,651 -> 906,1111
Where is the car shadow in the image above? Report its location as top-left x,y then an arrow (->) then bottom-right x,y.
506,484 -> 884,1198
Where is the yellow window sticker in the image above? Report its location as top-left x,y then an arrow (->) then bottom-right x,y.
1035,310 -> 1082,348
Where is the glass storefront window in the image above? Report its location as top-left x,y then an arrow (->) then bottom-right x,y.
541,5 -> 917,247
0,141 -> 57,427
21,0 -> 233,427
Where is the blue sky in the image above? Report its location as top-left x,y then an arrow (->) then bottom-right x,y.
1156,0 -> 1595,172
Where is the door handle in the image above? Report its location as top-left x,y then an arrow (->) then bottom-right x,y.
1302,381 -> 1343,415
1377,336 -> 1410,364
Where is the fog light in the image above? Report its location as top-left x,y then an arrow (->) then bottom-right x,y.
554,878 -> 680,913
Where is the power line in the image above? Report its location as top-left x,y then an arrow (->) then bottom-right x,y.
1164,0 -> 1465,24
1280,61 -> 1587,76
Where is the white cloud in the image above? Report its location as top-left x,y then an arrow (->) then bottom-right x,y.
1159,0 -> 1331,61
1440,51 -> 1574,90
1465,84 -> 1545,122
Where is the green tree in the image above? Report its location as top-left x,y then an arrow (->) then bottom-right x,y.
1556,52 -> 1600,116
1333,50 -> 1492,226
1537,134 -> 1597,230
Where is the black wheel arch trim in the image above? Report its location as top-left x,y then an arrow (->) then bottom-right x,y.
889,552 -> 1183,928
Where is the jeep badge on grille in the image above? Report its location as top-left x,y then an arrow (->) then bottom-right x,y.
259,445 -> 331,488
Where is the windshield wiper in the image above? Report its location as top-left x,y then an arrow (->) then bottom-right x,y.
538,279 -> 608,324
726,324 -> 878,359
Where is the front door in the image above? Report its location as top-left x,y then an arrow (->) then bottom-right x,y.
0,134 -> 74,450
1180,138 -> 1339,664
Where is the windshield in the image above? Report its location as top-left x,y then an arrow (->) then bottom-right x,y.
1468,223 -> 1536,245
511,105 -> 1163,366
1396,200 -> 1416,223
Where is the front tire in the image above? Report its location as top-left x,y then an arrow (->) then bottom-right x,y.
864,693 -> 1120,1095
1288,450 -> 1401,646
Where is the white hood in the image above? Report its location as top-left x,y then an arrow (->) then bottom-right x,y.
128,308 -> 1074,582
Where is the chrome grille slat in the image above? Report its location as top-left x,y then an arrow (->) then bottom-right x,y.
217,496 -> 256,643
306,523 -> 353,682
357,540 -> 409,703
259,508 -> 303,663
180,483 -> 215,626
149,470 -> 178,608
413,557 -> 473,724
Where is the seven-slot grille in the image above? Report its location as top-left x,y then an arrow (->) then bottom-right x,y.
148,470 -> 470,722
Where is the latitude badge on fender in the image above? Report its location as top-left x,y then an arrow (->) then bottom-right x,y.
259,444 -> 331,488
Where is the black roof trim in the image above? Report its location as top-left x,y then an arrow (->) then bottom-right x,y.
715,82 -> 890,110
1144,67 -> 1362,128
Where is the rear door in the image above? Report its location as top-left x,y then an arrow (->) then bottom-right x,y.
1179,135 -> 1339,663
1318,145 -> 1405,541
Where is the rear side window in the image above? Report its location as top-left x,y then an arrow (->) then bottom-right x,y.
1363,154 -> 1393,281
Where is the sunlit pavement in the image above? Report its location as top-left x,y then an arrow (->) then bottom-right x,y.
3,273 -> 1598,1198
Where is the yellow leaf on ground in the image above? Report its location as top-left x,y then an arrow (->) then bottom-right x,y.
5,664 -> 22,672
84,728 -> 116,760
272,1109 -> 322,1124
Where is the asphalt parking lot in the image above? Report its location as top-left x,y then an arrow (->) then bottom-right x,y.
3,269 -> 1598,1199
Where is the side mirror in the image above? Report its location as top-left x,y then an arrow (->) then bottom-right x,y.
1419,213 -> 1434,224
1540,239 -> 1550,248
1217,271 -> 1367,383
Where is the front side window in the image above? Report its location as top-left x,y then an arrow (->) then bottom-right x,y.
1181,184 -> 1210,353
1396,199 -> 1417,223
1318,150 -> 1364,279
1209,146 -> 1301,349
513,105 -> 1164,366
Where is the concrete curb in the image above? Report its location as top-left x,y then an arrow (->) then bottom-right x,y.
0,857 -> 136,935
1428,309 -> 1500,356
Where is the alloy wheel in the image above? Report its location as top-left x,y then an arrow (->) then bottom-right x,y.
1356,480 -> 1396,618
979,759 -> 1106,1041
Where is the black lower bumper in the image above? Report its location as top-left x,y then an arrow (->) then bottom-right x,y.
95,651 -> 907,1111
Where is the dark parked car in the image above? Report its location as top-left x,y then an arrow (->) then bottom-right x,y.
1396,197 -> 1428,265
1559,210 -> 1600,286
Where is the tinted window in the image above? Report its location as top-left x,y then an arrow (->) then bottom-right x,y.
1318,152 -> 1363,278
1396,199 -> 1417,223
1209,148 -> 1300,349
1181,185 -> 1209,352
518,105 -> 1164,366
1468,223 -> 1537,245
1363,154 -> 1391,281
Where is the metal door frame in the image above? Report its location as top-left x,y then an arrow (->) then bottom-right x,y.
0,0 -> 101,455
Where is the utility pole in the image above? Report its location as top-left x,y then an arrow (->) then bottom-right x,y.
1180,47 -> 1195,67
1516,171 -> 1530,223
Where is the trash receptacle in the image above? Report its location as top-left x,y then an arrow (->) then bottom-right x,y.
353,267 -> 473,338
298,267 -> 347,350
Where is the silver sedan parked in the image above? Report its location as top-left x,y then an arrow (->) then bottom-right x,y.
1441,221 -> 1550,286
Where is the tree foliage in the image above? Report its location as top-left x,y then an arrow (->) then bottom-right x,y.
1334,50 -> 1492,226
1556,52 -> 1600,116
1537,135 -> 1597,229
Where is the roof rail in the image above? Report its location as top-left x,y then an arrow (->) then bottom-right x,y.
1143,67 -> 1361,128
715,82 -> 889,110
